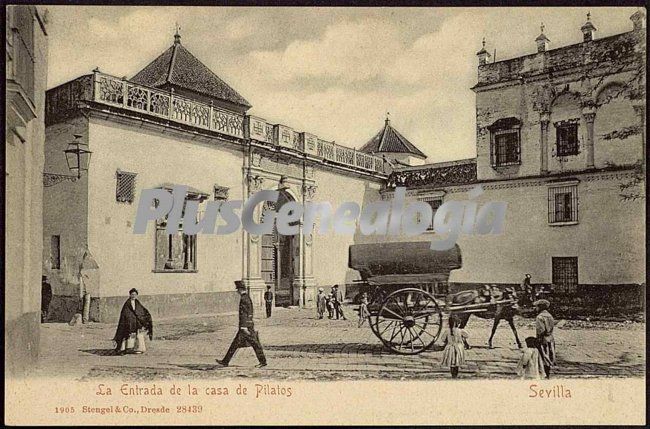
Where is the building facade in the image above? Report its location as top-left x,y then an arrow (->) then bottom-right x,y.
385,12 -> 646,297
43,32 -> 387,322
6,5 -> 49,377
43,12 -> 645,323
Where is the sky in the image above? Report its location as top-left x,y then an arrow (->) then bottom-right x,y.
45,6 -> 640,163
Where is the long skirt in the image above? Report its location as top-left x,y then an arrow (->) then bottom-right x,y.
538,339 -> 556,367
441,343 -> 466,368
119,329 -> 147,354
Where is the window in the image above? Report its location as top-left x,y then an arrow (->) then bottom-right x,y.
418,197 -> 443,231
548,184 -> 578,224
488,117 -> 521,167
555,120 -> 579,156
213,185 -> 229,201
11,6 -> 35,102
493,131 -> 520,166
154,189 -> 206,272
116,170 -> 137,203
552,257 -> 578,294
50,235 -> 61,269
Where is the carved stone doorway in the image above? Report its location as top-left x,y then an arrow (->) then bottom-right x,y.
260,191 -> 298,307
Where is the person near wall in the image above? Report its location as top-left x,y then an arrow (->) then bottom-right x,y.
534,299 -> 556,379
316,287 -> 327,319
332,285 -> 347,320
113,288 -> 153,355
521,274 -> 534,307
41,275 -> 52,323
216,282 -> 267,368
264,286 -> 273,318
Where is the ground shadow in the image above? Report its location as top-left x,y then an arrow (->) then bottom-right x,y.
173,363 -> 225,371
79,348 -> 119,356
264,342 -> 445,354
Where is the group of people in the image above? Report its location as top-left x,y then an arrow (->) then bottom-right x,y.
440,299 -> 557,379
315,285 -> 347,320
111,278 -> 558,375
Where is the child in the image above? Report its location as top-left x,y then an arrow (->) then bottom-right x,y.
516,337 -> 546,379
439,315 -> 469,378
358,292 -> 370,327
326,293 -> 334,319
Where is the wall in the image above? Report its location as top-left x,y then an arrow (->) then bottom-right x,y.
42,115 -> 90,301
310,168 -> 383,290
5,5 -> 48,378
475,29 -> 644,182
376,169 -> 645,288
86,117 -> 246,305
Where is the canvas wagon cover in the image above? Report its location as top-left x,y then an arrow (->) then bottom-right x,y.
348,242 -> 462,284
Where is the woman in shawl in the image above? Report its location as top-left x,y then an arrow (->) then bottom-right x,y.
533,299 -> 556,378
113,288 -> 153,355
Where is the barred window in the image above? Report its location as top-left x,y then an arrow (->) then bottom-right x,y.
555,121 -> 579,156
418,197 -> 443,231
548,184 -> 578,224
116,170 -> 137,203
552,257 -> 578,294
489,129 -> 521,167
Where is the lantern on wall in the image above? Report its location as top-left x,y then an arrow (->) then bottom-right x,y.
43,133 -> 93,187
64,134 -> 92,179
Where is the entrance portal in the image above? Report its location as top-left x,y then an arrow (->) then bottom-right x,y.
259,191 -> 298,307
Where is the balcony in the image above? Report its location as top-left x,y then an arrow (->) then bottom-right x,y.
46,71 -> 389,176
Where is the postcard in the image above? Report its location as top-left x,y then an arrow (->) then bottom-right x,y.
5,4 -> 646,425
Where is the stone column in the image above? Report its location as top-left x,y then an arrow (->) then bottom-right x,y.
540,111 -> 550,174
296,183 -> 317,308
242,174 -> 267,306
582,106 -> 596,169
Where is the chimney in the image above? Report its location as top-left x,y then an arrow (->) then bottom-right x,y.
581,12 -> 597,42
630,9 -> 646,31
536,23 -> 550,53
476,38 -> 491,66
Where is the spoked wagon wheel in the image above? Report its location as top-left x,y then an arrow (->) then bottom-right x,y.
374,288 -> 442,355
367,287 -> 387,338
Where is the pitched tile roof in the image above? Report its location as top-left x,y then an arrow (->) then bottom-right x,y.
359,118 -> 426,158
130,36 -> 251,109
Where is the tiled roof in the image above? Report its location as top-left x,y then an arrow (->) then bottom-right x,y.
131,38 -> 251,108
359,119 -> 426,158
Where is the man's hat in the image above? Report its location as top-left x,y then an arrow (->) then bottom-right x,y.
318,287 -> 324,292
533,299 -> 550,309
234,281 -> 246,290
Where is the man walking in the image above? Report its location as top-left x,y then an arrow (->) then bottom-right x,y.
217,282 -> 267,368
264,285 -> 273,318
332,285 -> 347,320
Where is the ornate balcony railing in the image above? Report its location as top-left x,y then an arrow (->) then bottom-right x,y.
93,72 -> 245,139
47,70 -> 388,176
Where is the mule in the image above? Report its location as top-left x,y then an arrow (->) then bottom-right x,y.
452,286 -> 528,350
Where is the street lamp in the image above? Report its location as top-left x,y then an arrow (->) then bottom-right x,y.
64,134 -> 92,179
43,134 -> 92,187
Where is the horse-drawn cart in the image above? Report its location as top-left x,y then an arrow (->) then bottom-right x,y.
348,241 -> 518,355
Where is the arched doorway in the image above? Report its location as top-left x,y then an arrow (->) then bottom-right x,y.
260,191 -> 298,307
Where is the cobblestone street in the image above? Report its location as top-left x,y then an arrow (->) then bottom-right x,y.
34,306 -> 645,381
